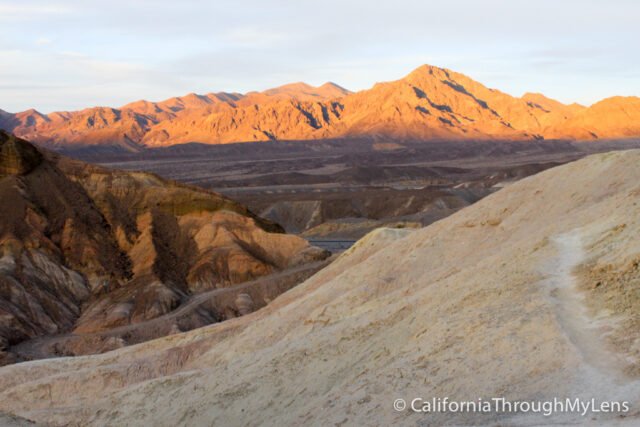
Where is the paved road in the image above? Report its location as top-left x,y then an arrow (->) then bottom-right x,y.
306,239 -> 357,252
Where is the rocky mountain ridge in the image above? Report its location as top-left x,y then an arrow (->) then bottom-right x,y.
2,65 -> 639,151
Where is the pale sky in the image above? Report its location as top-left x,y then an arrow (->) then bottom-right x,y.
0,0 -> 638,113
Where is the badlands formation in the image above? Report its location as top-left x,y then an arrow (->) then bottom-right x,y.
0,130 -> 328,365
1,149 -> 640,425
2,65 -> 640,151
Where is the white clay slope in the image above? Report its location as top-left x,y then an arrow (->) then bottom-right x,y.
3,150 -> 640,425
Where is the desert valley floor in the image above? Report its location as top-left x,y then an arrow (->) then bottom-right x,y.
92,137 -> 640,242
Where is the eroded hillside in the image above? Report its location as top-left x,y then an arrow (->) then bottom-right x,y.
0,130 -> 329,365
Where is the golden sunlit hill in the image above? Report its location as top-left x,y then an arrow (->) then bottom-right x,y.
2,65 -> 638,151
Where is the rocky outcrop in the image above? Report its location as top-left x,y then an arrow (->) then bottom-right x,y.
234,293 -> 254,316
0,133 -> 42,176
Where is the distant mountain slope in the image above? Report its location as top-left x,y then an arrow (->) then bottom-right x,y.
1,82 -> 351,150
545,96 -> 640,139
521,92 -> 585,115
0,130 -> 328,364
260,81 -> 350,100
1,64 -> 639,150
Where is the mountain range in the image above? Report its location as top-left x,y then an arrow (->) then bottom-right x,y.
1,65 -> 639,151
